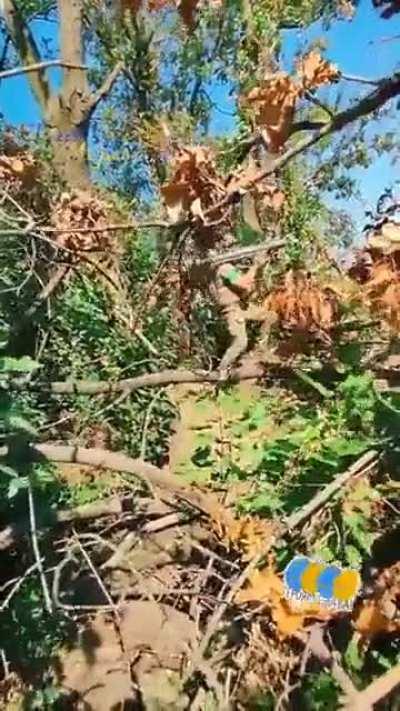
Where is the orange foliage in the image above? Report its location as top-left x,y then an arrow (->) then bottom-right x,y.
245,74 -> 299,152
211,507 -> 276,560
350,219 -> 400,331
264,270 -> 340,337
160,146 -> 225,223
296,50 -> 340,90
51,191 -> 117,255
243,50 -> 338,151
353,562 -> 400,638
236,564 -> 332,637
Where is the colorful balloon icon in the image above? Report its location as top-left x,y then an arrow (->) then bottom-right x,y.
283,556 -> 361,606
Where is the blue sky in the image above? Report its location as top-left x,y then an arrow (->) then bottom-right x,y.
0,0 -> 399,224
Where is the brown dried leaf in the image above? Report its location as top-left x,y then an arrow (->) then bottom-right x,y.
264,270 -> 339,336
297,50 -> 340,90
245,74 -> 299,151
353,562 -> 400,638
210,505 -> 275,560
50,190 -> 116,256
161,146 -> 224,223
381,221 -> 400,242
236,566 -> 332,637
177,0 -> 199,27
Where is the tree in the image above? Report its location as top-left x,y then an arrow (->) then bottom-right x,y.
1,0 -> 122,187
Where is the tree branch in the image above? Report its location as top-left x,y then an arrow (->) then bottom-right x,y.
343,663 -> 400,710
87,60 -> 124,114
0,443 -> 217,550
12,364 -> 272,395
1,0 -> 51,110
203,71 -> 400,220
0,60 -> 88,80
290,119 -> 329,134
5,362 -> 398,397
285,451 -> 378,531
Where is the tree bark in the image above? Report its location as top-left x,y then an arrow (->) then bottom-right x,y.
45,0 -> 91,188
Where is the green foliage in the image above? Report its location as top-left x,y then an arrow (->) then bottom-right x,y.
297,671 -> 340,710
0,576 -> 70,675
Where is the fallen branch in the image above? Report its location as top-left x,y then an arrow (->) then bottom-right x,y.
0,495 -> 123,552
5,363 -> 399,397
28,480 -> 53,614
341,662 -> 400,710
3,364 -> 294,395
0,444 -> 215,550
0,561 -> 39,612
285,450 -> 379,531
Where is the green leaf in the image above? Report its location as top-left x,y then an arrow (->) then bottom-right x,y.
0,462 -> 19,478
8,476 -> 29,498
345,544 -> 362,568
8,414 -> 37,436
223,268 -> 241,285
345,637 -> 364,672
0,356 -> 40,373
324,437 -> 368,458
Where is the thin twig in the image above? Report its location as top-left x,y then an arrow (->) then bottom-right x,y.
0,561 -> 39,612
28,481 -> 53,614
73,531 -> 119,616
88,61 -> 124,111
285,450 -> 379,530
140,389 -> 165,459
340,73 -> 381,86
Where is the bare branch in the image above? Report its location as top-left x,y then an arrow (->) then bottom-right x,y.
28,481 -> 53,614
285,451 -> 379,531
0,60 -> 88,80
0,444 -> 218,551
342,663 -> 400,710
88,61 -> 124,114
340,73 -> 381,86
0,220 -> 171,238
5,362 -> 400,397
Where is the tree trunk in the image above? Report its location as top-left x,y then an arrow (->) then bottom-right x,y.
49,126 -> 91,190
47,0 -> 91,189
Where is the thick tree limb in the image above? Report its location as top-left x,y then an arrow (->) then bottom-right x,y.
13,364 -> 271,395
6,363 -> 399,397
342,662 -> 400,710
1,0 -> 50,109
0,496 -> 124,552
200,239 -> 285,266
57,0 -> 88,101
